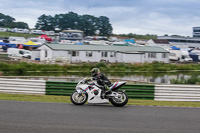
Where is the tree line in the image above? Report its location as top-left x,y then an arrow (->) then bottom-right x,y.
35,12 -> 113,36
0,13 -> 28,29
0,12 -> 158,39
117,33 -> 157,40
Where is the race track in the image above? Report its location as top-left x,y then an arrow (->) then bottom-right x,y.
0,101 -> 200,133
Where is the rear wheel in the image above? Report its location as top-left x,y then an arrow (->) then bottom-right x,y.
109,91 -> 128,107
70,91 -> 88,105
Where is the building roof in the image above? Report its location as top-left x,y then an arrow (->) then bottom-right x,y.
158,36 -> 200,41
152,39 -> 170,44
43,44 -> 169,53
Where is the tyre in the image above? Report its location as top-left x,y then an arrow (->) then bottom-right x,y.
70,91 -> 88,105
109,91 -> 128,107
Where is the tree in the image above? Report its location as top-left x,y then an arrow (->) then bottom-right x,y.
55,12 -> 80,31
35,14 -> 55,31
12,22 -> 29,28
35,12 -> 113,37
0,13 -> 29,28
97,16 -> 113,36
117,33 -> 157,40
0,13 -> 15,27
79,15 -> 98,36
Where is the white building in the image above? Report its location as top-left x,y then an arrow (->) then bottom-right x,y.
32,44 -> 169,64
59,30 -> 83,41
158,36 -> 200,48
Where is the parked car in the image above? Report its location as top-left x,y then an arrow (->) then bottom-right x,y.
7,48 -> 32,59
169,49 -> 193,62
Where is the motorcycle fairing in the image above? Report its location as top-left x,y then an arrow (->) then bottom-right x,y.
110,81 -> 126,90
83,84 -> 109,104
84,85 -> 94,92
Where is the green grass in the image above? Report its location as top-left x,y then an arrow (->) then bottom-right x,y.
0,93 -> 71,103
2,61 -> 200,74
0,32 -> 39,38
128,99 -> 200,107
0,93 -> 200,107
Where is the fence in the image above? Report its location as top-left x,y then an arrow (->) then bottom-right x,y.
155,84 -> 200,101
46,81 -> 77,96
0,78 -> 46,94
121,84 -> 155,100
46,81 -> 155,100
1,78 -> 200,102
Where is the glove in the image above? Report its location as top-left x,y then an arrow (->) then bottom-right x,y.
86,78 -> 92,81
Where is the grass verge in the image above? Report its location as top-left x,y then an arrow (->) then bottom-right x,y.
0,32 -> 39,38
0,93 -> 200,107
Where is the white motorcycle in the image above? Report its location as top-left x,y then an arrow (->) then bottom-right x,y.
70,78 -> 128,107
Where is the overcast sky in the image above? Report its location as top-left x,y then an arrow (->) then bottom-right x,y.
0,0 -> 200,36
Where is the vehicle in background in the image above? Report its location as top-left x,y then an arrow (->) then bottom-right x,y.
45,31 -> 55,36
9,37 -> 27,44
189,50 -> 200,62
11,28 -> 29,34
169,49 -> 193,62
7,48 -> 32,59
109,37 -> 118,42
30,30 -> 44,35
0,28 -> 8,32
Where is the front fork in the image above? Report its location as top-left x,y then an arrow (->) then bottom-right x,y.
77,89 -> 87,96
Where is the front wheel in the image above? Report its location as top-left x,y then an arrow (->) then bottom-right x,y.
70,91 -> 88,105
109,91 -> 128,107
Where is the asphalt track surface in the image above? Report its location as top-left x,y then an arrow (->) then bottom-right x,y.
0,101 -> 200,133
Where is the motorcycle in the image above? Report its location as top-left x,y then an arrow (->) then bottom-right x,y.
70,78 -> 128,107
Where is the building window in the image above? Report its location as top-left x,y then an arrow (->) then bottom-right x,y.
86,51 -> 93,57
72,51 -> 79,57
45,51 -> 48,57
102,52 -> 108,57
162,53 -> 168,58
110,52 -> 116,57
148,53 -> 156,58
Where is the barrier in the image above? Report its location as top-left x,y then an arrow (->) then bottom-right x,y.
1,78 -> 200,102
46,81 -> 77,96
46,81 -> 200,101
121,84 -> 155,100
46,81 -> 155,100
0,78 -> 46,95
155,84 -> 200,101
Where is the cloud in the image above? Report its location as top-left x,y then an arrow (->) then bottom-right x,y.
0,0 -> 200,36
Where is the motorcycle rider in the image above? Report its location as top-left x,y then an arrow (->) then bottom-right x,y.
90,68 -> 112,95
